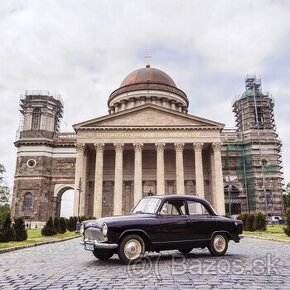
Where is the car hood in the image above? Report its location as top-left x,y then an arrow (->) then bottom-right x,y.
85,213 -> 156,229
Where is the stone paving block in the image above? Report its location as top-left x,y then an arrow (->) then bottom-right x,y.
0,237 -> 289,289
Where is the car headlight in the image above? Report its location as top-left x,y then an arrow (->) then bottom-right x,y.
102,223 -> 108,236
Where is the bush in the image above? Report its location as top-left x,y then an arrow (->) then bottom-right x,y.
67,216 -> 78,232
53,217 -> 60,233
239,214 -> 257,231
237,213 -> 248,227
254,212 -> 267,231
58,217 -> 67,234
246,214 -> 256,231
13,217 -> 28,241
0,212 -> 15,242
283,209 -> 290,237
41,217 -> 57,236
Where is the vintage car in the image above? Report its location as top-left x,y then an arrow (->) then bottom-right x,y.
80,195 -> 243,264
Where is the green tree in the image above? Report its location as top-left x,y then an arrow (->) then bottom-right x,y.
283,182 -> 290,209
246,214 -> 256,231
13,217 -> 28,241
0,212 -> 15,242
0,204 -> 10,220
67,216 -> 77,232
0,164 -> 10,205
283,209 -> 290,237
254,212 -> 267,231
41,217 -> 57,236
58,217 -> 67,234
53,217 -> 60,233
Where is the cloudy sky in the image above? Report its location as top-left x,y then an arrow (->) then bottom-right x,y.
1,0 -> 290,193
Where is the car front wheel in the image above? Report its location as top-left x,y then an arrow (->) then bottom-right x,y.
208,233 -> 228,256
93,249 -> 114,260
118,234 -> 145,264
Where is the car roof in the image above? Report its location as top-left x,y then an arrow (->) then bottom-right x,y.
141,194 -> 217,215
143,194 -> 205,202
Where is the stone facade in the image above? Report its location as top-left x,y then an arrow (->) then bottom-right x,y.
11,70 -> 284,223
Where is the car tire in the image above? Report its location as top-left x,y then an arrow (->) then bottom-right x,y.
208,233 -> 228,256
178,248 -> 193,254
118,234 -> 145,264
93,249 -> 114,260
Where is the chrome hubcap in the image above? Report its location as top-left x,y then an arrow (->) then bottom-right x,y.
124,239 -> 142,260
214,235 -> 226,252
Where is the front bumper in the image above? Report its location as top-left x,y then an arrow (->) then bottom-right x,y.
80,239 -> 118,251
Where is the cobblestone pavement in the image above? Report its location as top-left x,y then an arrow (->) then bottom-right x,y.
0,237 -> 289,289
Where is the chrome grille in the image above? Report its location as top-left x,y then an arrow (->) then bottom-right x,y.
84,227 -> 105,242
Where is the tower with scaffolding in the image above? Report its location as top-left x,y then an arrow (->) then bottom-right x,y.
221,75 -> 284,217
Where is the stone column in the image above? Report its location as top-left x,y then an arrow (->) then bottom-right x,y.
114,143 -> 124,215
93,143 -> 105,218
133,143 -> 143,205
212,143 -> 225,215
193,142 -> 204,198
73,143 -> 86,216
175,142 -> 185,195
155,143 -> 165,195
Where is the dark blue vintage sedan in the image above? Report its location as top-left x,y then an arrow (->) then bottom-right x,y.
80,195 -> 243,264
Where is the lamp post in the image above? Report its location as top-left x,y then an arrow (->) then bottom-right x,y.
75,177 -> 82,233
226,175 -> 232,217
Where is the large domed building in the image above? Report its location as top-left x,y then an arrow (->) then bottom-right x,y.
12,66 -> 284,225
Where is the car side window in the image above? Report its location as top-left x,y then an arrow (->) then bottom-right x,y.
187,200 -> 209,215
160,200 -> 186,216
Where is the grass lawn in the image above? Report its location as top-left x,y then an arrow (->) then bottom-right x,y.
245,224 -> 290,241
0,229 -> 80,250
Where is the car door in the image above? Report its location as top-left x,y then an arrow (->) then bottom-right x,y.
187,200 -> 215,241
156,199 -> 192,245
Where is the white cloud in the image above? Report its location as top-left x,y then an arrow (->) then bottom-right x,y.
1,0 -> 290,185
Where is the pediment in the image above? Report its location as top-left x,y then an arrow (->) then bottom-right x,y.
73,104 -> 224,129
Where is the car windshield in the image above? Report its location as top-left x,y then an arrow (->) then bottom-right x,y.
132,198 -> 161,214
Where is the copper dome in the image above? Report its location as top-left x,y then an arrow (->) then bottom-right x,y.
120,66 -> 177,88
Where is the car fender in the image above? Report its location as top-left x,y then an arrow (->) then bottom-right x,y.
119,229 -> 153,248
210,230 -> 232,241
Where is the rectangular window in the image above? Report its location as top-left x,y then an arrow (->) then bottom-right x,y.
160,200 -> 186,215
187,200 -> 209,215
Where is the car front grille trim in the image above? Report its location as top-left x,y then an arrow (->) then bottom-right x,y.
84,227 -> 106,242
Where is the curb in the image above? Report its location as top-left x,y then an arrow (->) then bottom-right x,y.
245,234 -> 290,244
0,235 -> 81,254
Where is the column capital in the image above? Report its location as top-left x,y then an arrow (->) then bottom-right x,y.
174,142 -> 184,152
75,143 -> 86,152
94,143 -> 105,152
114,143 -> 124,152
133,143 -> 143,152
155,142 -> 165,152
193,142 -> 204,152
211,142 -> 221,152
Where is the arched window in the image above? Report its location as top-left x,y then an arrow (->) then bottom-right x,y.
23,192 -> 33,211
31,108 -> 41,130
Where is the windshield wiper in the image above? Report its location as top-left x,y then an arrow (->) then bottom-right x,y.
133,210 -> 144,214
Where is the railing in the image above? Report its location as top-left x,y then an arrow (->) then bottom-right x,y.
20,90 -> 63,105
55,132 -> 77,140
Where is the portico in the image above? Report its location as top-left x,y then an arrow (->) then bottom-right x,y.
73,66 -> 226,217
73,115 -> 225,217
